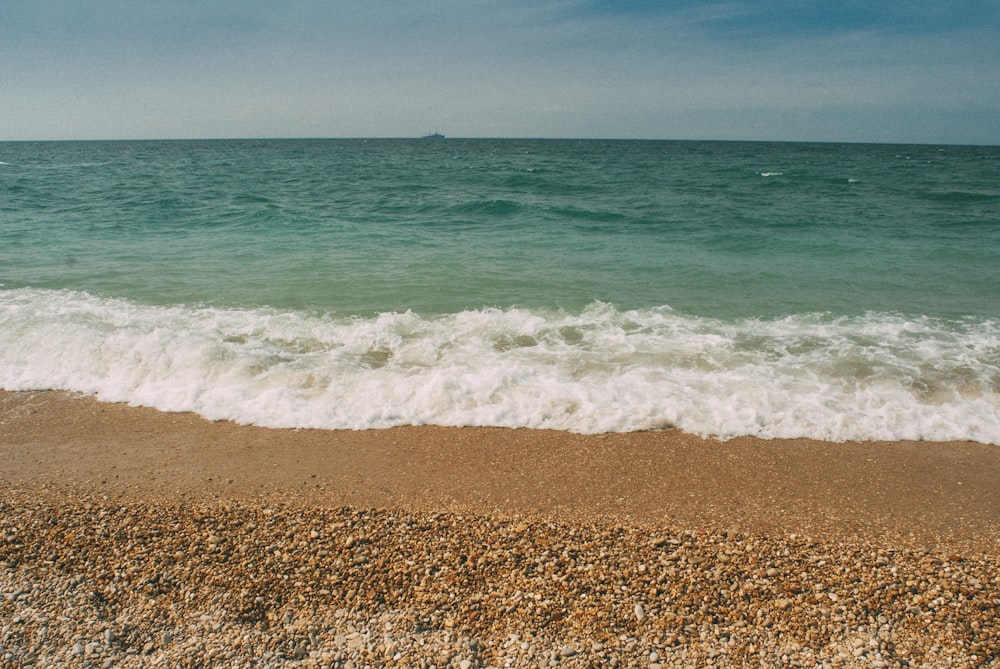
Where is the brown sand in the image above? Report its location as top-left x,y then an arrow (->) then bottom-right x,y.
3,390 -> 1000,667
2,390 -> 998,553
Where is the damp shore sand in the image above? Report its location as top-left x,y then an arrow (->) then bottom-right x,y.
2,390 -> 998,667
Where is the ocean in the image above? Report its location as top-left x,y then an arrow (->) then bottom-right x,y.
1,138 -> 998,443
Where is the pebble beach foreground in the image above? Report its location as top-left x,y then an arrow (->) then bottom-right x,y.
2,391 -> 999,668
2,488 -> 998,669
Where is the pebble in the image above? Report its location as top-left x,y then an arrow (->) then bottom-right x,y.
1,486 -> 998,668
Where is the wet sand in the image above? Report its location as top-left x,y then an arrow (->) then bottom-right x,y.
2,391 -> 998,550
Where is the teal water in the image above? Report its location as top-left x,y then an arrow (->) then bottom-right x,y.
2,139 -> 999,441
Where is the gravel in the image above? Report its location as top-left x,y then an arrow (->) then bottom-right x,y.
2,486 -> 998,668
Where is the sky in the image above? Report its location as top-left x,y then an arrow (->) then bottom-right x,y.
2,1 -> 998,144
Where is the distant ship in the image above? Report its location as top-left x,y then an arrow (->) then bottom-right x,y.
421,132 -> 445,139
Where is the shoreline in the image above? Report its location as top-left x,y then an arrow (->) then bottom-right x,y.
2,390 -> 998,552
3,390 -> 999,667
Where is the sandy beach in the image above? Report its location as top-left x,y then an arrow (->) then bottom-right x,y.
2,390 -> 998,667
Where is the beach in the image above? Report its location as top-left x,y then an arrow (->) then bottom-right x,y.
2,390 -> 998,667
4,134 -> 999,669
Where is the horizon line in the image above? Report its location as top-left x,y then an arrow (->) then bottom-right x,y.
1,136 -> 997,148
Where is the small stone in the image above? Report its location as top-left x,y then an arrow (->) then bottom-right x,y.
0,477 -> 995,669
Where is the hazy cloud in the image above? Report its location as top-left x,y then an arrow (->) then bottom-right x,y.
1,1 -> 997,142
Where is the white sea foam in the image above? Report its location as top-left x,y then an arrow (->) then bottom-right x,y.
2,288 -> 998,443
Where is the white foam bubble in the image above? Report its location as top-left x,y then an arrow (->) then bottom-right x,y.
2,289 -> 998,443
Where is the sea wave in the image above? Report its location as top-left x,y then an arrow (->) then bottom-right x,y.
1,288 -> 997,443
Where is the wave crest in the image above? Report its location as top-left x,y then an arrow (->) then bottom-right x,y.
1,289 -> 997,443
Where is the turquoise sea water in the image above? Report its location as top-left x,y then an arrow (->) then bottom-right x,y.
2,139 -> 999,441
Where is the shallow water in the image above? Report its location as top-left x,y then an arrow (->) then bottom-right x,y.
2,139 -> 998,441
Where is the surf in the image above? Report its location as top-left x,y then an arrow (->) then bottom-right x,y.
2,288 -> 997,443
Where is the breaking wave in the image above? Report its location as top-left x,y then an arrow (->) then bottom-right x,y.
2,288 -> 998,443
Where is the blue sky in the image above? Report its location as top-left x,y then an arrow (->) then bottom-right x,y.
2,1 -> 998,143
